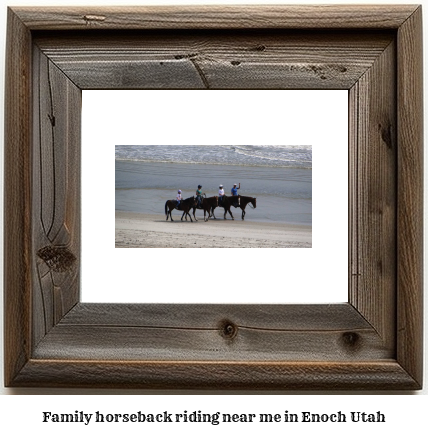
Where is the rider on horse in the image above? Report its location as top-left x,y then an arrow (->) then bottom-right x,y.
176,190 -> 182,209
231,183 -> 240,207
218,184 -> 225,205
196,185 -> 203,207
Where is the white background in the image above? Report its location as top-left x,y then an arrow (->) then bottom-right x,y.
82,90 -> 348,304
0,0 -> 426,429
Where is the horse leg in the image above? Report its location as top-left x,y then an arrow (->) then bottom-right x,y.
242,208 -> 245,220
193,207 -> 198,221
211,207 -> 216,219
188,211 -> 193,222
205,206 -> 211,221
229,208 -> 234,220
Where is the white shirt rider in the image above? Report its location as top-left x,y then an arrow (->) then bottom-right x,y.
218,185 -> 225,196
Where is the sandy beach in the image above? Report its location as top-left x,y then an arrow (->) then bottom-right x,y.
116,211 -> 312,248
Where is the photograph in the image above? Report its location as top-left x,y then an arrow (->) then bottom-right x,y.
115,144 -> 312,248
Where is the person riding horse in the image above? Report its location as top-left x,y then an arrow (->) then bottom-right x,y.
218,184 -> 225,205
231,182 -> 240,207
196,185 -> 203,207
176,189 -> 182,209
166,195 -> 197,222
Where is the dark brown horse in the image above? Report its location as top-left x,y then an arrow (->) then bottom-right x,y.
185,196 -> 219,221
165,196 -> 197,222
211,195 -> 240,220
238,196 -> 257,220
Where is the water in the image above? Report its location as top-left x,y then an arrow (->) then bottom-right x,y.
116,145 -> 312,225
116,145 -> 312,170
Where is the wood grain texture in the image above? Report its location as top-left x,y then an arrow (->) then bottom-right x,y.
396,6 -> 423,387
35,31 -> 393,90
31,47 -> 81,348
3,9 -> 32,387
61,303 -> 371,329
4,6 -> 423,390
349,40 -> 396,351
33,304 -> 391,362
11,5 -> 419,30
12,360 -> 419,390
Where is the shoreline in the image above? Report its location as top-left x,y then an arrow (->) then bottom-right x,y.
116,211 -> 312,248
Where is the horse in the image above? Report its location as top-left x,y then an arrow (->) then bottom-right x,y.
238,196 -> 257,220
211,195 -> 240,220
184,196 -> 219,222
165,196 -> 197,222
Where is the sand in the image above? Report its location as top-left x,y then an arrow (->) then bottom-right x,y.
116,211 -> 312,248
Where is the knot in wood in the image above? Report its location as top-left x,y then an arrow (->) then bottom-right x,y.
83,15 -> 106,23
37,245 -> 76,272
378,122 -> 393,149
174,53 -> 198,60
341,332 -> 361,350
253,45 -> 266,51
219,320 -> 238,340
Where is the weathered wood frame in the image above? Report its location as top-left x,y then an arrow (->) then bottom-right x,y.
4,5 -> 423,389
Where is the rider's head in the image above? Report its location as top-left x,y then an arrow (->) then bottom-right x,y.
198,185 -> 202,189
233,183 -> 237,186
178,190 -> 181,193
219,185 -> 223,188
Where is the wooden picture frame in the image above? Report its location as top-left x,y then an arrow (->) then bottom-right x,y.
4,5 -> 423,390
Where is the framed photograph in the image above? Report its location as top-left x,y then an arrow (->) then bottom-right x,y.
4,5 -> 423,389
